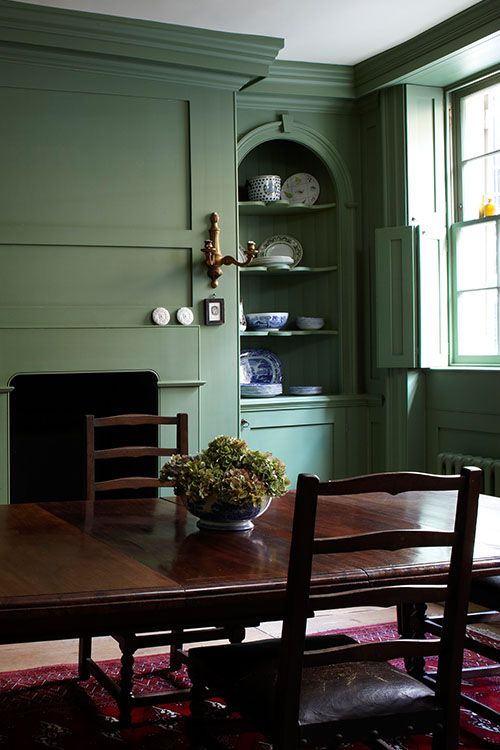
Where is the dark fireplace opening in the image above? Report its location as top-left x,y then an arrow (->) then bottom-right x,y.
10,371 -> 159,503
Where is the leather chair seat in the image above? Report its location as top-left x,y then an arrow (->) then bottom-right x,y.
189,635 -> 436,731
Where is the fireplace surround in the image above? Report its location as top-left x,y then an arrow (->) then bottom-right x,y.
0,326 -> 203,504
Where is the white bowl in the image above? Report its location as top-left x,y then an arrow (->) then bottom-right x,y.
296,316 -> 325,330
289,385 -> 323,396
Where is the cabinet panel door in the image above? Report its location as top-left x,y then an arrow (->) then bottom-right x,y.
242,405 -> 343,486
375,225 -> 418,368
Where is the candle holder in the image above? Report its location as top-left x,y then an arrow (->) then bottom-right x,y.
202,212 -> 257,288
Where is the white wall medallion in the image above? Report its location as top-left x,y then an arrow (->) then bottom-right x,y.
151,307 -> 170,326
176,307 -> 194,325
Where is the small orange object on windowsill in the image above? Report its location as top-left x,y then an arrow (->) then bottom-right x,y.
484,198 -> 496,216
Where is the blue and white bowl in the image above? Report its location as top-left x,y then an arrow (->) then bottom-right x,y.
245,312 -> 289,331
247,174 -> 281,202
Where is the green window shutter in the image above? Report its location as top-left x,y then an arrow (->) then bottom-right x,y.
375,225 -> 418,368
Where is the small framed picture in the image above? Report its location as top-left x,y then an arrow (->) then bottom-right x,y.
204,298 -> 225,326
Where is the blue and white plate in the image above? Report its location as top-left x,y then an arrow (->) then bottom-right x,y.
240,349 -> 283,385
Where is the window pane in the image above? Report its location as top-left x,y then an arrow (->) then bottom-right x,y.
462,153 -> 500,221
455,221 -> 497,291
461,81 -> 500,160
456,289 -> 499,355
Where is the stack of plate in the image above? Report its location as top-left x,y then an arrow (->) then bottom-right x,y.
241,383 -> 283,398
240,349 -> 283,400
250,255 -> 294,270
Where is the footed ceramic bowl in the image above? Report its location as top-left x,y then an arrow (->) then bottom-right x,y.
245,312 -> 289,330
185,494 -> 272,531
296,316 -> 325,330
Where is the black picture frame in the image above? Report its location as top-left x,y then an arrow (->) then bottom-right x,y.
204,298 -> 225,326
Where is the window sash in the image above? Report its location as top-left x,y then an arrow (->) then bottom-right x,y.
450,216 -> 500,363
449,73 -> 500,365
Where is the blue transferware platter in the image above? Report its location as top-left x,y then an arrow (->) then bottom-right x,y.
240,349 -> 282,385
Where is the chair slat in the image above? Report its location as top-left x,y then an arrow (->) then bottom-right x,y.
313,529 -> 454,554
93,414 -> 179,427
95,447 -> 176,460
303,638 -> 439,667
311,583 -> 447,611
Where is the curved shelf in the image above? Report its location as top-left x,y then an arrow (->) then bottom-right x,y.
241,329 -> 338,337
241,265 -> 337,275
239,200 -> 336,216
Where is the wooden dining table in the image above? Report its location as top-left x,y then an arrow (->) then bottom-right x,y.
0,489 -> 499,646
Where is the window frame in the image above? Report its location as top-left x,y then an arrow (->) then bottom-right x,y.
448,72 -> 500,366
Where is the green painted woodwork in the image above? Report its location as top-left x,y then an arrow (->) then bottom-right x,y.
355,0 -> 500,96
0,4 -> 272,502
426,369 -> 500,468
375,225 -> 418,369
0,326 -> 202,502
0,245 -> 192,326
1,88 -> 189,233
241,401 -> 343,487
241,394 -> 382,483
406,85 -> 448,369
0,0 -> 283,88
236,100 -> 361,481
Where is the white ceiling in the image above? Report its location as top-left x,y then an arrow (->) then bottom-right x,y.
14,0 -> 482,65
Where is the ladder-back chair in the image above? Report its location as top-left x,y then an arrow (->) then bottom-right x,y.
189,467 -> 481,750
80,413 -> 253,726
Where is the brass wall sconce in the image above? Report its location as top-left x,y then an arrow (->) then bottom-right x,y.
202,212 -> 257,288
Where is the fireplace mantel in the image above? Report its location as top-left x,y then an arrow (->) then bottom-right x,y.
0,325 -> 203,503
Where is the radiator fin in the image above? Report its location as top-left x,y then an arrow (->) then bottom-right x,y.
437,452 -> 500,497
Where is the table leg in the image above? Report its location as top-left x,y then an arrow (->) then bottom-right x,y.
118,643 -> 135,727
78,635 -> 91,680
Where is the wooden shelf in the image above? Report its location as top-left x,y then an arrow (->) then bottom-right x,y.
238,200 -> 336,216
241,265 -> 337,274
241,329 -> 338,337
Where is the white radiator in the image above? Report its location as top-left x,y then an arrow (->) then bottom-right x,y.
437,452 -> 500,497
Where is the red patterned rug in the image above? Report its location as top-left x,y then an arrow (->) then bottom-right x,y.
0,622 -> 498,749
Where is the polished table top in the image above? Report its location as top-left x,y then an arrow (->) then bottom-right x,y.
0,491 -> 499,642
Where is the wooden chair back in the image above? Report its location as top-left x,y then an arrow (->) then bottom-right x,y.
274,467 -> 482,748
85,413 -> 188,501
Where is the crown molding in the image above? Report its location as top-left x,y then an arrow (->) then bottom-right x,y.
355,0 -> 500,96
0,40 -> 250,90
238,91 -> 355,114
244,60 -> 355,99
0,0 -> 283,89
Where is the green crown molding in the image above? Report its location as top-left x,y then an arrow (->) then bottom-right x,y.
355,0 -> 500,96
243,60 -> 355,99
238,60 -> 355,113
0,40 -> 250,90
0,0 -> 283,89
238,92 -> 355,115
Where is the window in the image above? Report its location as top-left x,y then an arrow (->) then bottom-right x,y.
450,77 -> 500,364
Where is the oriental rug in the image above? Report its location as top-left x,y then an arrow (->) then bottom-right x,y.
0,622 -> 498,749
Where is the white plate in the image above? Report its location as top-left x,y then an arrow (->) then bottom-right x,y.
281,173 -> 320,206
258,235 -> 303,267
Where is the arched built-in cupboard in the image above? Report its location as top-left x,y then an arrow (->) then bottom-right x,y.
237,120 -> 374,483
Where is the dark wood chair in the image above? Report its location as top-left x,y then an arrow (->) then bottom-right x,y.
79,413 -> 254,726
188,467 -> 481,750
422,574 -> 500,725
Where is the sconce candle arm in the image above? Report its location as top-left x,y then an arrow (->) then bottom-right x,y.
201,212 -> 258,288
